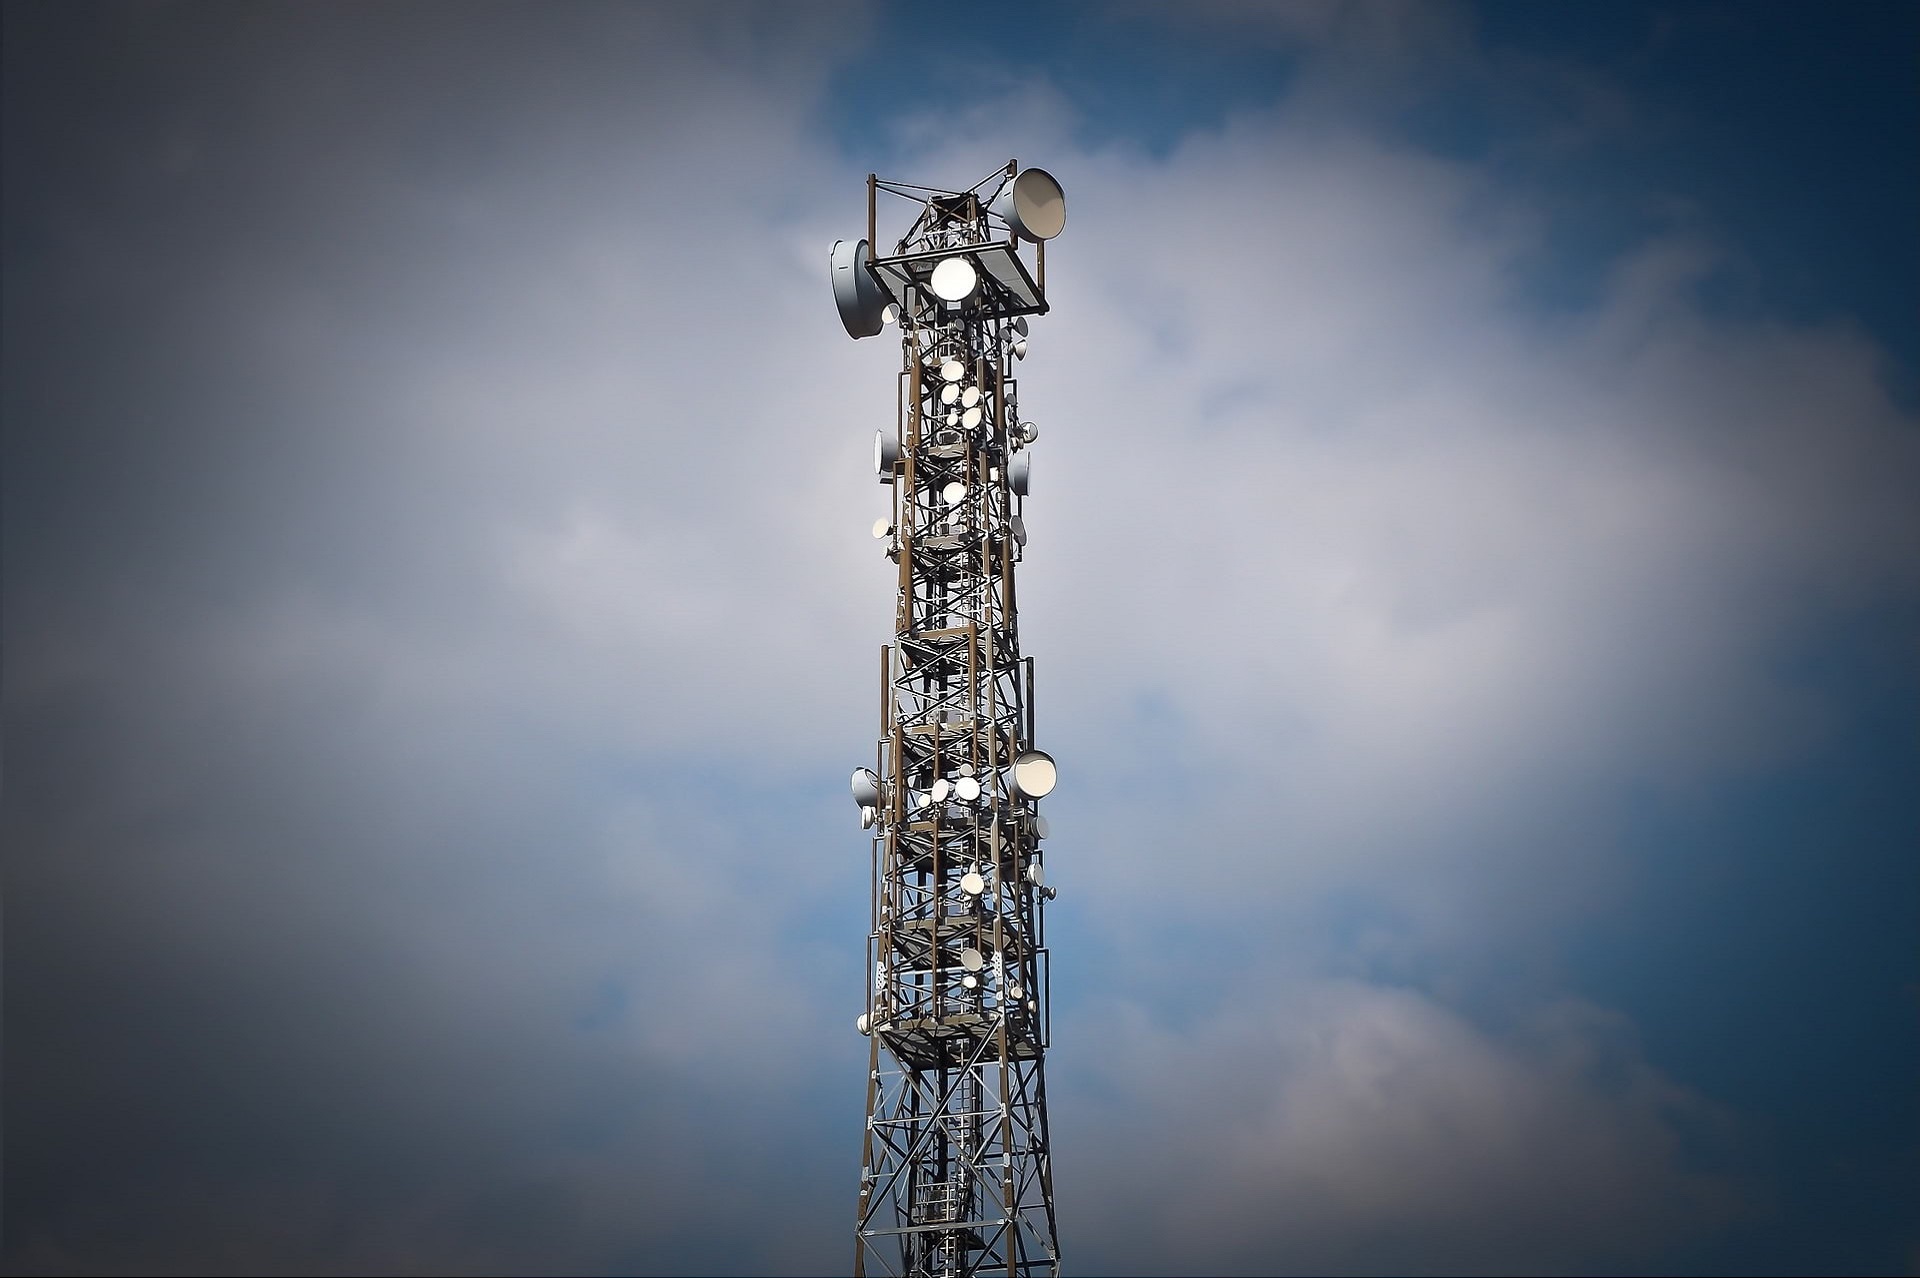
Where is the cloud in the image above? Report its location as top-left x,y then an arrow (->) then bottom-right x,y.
1061,981 -> 1746,1275
981,111 -> 1918,930
7,3 -> 881,1273
6,1 -> 1915,1274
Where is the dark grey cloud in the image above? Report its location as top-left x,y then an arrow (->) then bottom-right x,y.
1057,984 -> 1748,1275
7,2 -> 875,1273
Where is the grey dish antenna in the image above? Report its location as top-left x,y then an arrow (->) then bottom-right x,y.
991,168 -> 1067,243
832,239 -> 890,338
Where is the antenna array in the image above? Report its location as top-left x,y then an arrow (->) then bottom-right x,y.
834,161 -> 1067,1278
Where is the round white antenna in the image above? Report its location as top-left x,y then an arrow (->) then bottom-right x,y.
872,517 -> 891,539
881,303 -> 898,326
931,256 -> 979,302
961,386 -> 981,409
930,778 -> 952,803
954,775 -> 981,802
961,406 -> 982,430
1011,750 -> 1056,798
851,768 -> 882,807
1026,860 -> 1044,886
941,383 -> 960,405
940,359 -> 966,383
960,870 -> 986,895
958,946 -> 985,972
942,481 -> 967,505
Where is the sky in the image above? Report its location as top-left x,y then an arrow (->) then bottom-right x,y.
3,1 -> 1916,1275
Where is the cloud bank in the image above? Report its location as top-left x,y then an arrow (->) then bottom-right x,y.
6,1 -> 1914,1273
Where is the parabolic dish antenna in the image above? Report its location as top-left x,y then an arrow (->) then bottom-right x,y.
1010,454 -> 1031,496
959,946 -> 985,972
872,517 -> 891,539
940,358 -> 966,383
942,481 -> 967,505
930,778 -> 952,803
941,383 -> 960,405
961,385 -> 981,409
960,870 -> 986,896
931,256 -> 979,302
961,406 -> 982,429
954,776 -> 981,802
991,168 -> 1067,242
1011,749 -> 1056,798
831,239 -> 890,338
851,768 -> 882,808
874,431 -> 900,477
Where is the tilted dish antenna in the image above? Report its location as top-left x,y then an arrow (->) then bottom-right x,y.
831,239 -> 890,338
991,168 -> 1067,243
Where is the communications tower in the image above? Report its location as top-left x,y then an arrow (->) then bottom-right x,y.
832,162 -> 1069,1277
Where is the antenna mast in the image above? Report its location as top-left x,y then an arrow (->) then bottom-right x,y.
833,161 -> 1068,1277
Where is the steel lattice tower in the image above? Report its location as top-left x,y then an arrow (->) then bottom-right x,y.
832,162 -> 1068,1278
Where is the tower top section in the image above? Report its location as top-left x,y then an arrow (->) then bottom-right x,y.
832,161 -> 1068,338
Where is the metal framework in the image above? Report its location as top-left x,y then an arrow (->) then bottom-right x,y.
843,162 -> 1062,1277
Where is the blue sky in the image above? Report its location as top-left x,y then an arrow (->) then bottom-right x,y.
5,2 -> 1916,1275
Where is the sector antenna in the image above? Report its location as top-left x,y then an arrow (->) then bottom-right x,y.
833,162 -> 1068,1277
